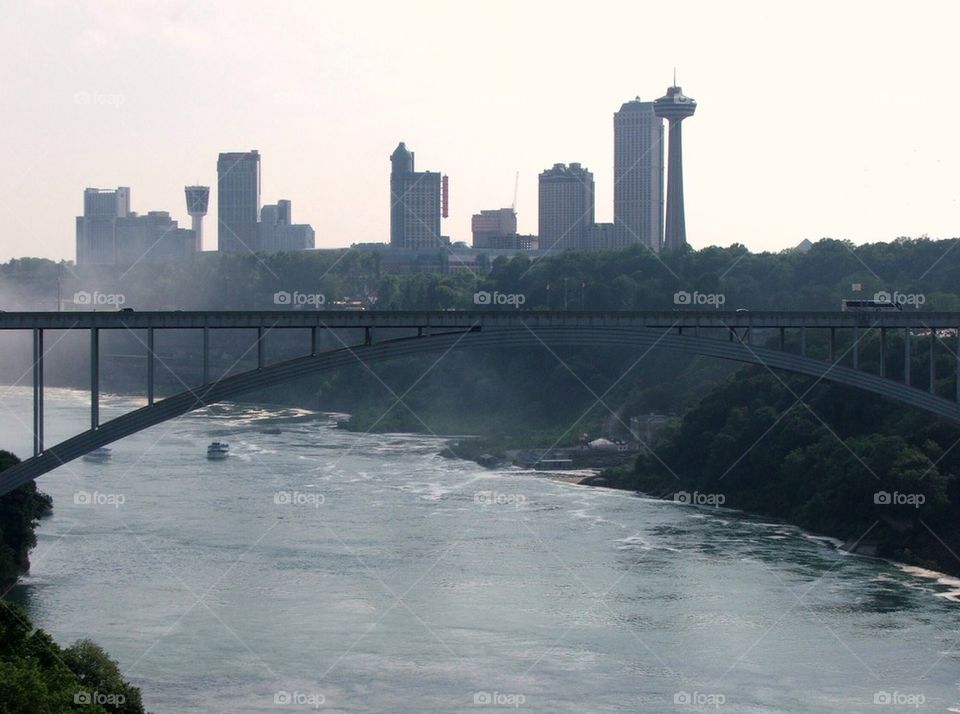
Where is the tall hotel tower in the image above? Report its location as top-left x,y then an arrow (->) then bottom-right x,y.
654,83 -> 696,251
538,163 -> 594,250
217,150 -> 260,253
613,98 -> 664,251
390,142 -> 443,250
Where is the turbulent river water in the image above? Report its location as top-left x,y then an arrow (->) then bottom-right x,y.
4,388 -> 960,712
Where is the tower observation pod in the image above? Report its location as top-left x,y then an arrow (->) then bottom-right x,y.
654,82 -> 696,251
185,185 -> 210,251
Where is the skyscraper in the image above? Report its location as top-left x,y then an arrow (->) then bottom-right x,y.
654,83 -> 696,251
75,187 -> 130,264
538,163 -> 594,250
217,150 -> 260,253
613,98 -> 663,251
390,142 -> 443,250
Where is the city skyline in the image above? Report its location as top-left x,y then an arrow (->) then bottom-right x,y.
2,2 -> 959,261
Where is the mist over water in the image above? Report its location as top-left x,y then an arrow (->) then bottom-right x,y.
5,388 -> 960,713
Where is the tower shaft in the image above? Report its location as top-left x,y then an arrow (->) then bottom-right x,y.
663,119 -> 687,251
190,214 -> 203,251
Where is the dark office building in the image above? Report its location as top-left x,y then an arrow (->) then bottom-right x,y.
217,150 -> 261,253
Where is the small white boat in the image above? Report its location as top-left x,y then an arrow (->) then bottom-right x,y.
207,442 -> 229,460
82,447 -> 112,463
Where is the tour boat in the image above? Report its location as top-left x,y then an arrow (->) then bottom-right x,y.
207,442 -> 230,460
82,447 -> 113,463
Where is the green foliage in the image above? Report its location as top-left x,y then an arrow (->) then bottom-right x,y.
605,366 -> 960,573
0,602 -> 146,713
0,451 -> 52,591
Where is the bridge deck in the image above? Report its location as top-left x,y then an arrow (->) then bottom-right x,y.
0,309 -> 956,330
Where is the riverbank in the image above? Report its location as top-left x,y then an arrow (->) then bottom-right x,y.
544,467 -> 960,599
0,450 -> 148,711
579,462 -> 960,580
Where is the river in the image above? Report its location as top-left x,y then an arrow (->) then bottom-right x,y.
4,388 -> 960,712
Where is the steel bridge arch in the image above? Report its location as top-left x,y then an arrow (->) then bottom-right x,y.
2,325 -> 958,495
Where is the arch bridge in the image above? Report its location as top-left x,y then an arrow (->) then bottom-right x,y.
1,309 -> 958,495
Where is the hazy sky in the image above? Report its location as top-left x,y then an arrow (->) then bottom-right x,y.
1,0 -> 957,261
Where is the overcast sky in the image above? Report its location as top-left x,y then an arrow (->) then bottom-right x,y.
0,0 -> 957,261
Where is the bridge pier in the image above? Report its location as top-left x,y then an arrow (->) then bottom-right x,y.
880,328 -> 886,378
147,328 -> 155,405
930,328 -> 936,394
852,326 -> 859,370
90,328 -> 99,429
829,328 -> 835,364
905,327 -> 911,386
203,327 -> 210,385
257,327 -> 265,369
32,328 -> 43,455
800,326 -> 806,357
779,327 -> 784,351
311,326 -> 318,356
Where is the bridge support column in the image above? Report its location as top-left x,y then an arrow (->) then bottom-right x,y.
90,328 -> 99,430
830,328 -> 836,364
147,328 -> 155,405
852,326 -> 859,370
905,327 -> 911,386
930,328 -> 936,394
779,328 -> 784,351
311,326 -> 318,356
257,327 -> 265,370
800,326 -> 806,357
365,327 -> 374,346
32,328 -> 43,456
203,327 -> 210,385
880,328 -> 886,378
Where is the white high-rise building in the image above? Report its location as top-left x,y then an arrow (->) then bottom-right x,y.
76,187 -> 131,265
613,98 -> 664,251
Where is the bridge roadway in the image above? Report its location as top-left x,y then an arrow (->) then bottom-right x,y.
0,309 -> 956,331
